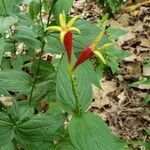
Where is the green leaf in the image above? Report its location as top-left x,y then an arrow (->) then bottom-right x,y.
0,112 -> 14,146
0,70 -> 32,93
106,46 -> 128,61
29,0 -> 40,20
49,101 -> 62,114
0,57 -> 12,70
141,95 -> 150,106
11,55 -> 24,70
0,88 -> 11,96
0,16 -> 18,33
56,55 -> 92,113
0,0 -> 14,15
45,32 -> 64,54
20,141 -> 54,150
75,67 -> 93,111
55,141 -> 76,150
105,46 -> 128,74
56,56 -> 76,113
144,60 -> 150,67
1,38 -> 15,53
107,27 -> 127,40
0,0 -> 21,15
14,0 -> 23,5
107,58 -> 119,74
23,0 -> 32,4
15,113 -> 65,142
53,0 -> 73,23
130,78 -> 150,88
69,112 -> 126,150
29,59 -> 56,106
74,19 -> 100,52
76,60 -> 100,88
31,59 -> 55,79
107,0 -> 122,13
96,63 -> 105,81
13,26 -> 41,49
0,142 -> 15,150
16,13 -> 33,26
8,101 -> 34,121
144,129 -> 150,136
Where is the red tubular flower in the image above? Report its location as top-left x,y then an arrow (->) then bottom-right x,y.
73,46 -> 94,71
64,31 -> 72,64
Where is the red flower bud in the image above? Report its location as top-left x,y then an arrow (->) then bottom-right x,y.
46,55 -> 53,62
73,46 -> 94,71
64,31 -> 72,64
43,53 -> 53,62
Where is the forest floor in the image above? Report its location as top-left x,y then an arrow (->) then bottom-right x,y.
71,0 -> 150,149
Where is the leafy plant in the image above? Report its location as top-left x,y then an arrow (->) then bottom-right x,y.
0,0 -> 128,149
94,0 -> 123,14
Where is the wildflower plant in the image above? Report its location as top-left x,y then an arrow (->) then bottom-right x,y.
0,0 -> 128,149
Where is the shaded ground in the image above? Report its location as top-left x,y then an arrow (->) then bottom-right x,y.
71,0 -> 150,149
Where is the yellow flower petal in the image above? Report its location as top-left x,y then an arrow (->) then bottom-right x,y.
93,31 -> 105,45
69,27 -> 81,34
60,31 -> 67,43
97,43 -> 113,51
94,51 -> 106,64
44,26 -> 62,32
59,11 -> 66,28
67,15 -> 79,28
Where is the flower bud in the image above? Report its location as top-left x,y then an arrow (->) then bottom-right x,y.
73,46 -> 94,71
64,31 -> 72,64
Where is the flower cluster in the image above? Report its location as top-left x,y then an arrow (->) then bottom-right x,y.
46,12 -> 113,72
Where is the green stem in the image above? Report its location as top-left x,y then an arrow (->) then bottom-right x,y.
2,0 -> 16,52
9,27 -> 16,53
39,0 -> 44,29
2,0 -> 8,16
12,138 -> 19,150
46,0 -> 57,26
28,0 -> 54,106
28,38 -> 45,106
70,72 -> 81,115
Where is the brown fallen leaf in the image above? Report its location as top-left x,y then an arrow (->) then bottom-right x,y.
117,13 -> 135,26
92,79 -> 117,109
117,92 -> 126,107
125,0 -> 150,13
136,45 -> 150,52
123,61 -> 142,79
0,95 -> 13,107
142,114 -> 150,122
138,37 -> 150,47
124,54 -> 143,62
117,32 -> 136,46
143,66 -> 150,76
108,20 -> 123,28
